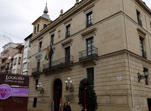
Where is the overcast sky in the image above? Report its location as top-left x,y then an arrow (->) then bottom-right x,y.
0,0 -> 150,52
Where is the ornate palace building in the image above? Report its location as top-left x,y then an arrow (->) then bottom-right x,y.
28,0 -> 151,111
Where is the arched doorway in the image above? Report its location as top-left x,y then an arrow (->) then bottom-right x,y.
53,79 -> 62,111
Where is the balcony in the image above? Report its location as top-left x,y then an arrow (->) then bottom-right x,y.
43,56 -> 74,74
79,47 -> 98,62
32,67 -> 42,77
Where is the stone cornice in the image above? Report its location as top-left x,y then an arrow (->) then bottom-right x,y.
99,49 -> 151,64
135,0 -> 151,15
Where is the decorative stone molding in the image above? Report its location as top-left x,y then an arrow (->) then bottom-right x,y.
61,39 -> 73,48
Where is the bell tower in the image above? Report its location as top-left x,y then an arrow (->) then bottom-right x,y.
32,3 -> 52,35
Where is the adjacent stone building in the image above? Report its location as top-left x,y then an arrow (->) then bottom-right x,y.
28,0 -> 151,111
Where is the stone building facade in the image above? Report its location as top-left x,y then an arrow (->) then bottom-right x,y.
28,0 -> 151,111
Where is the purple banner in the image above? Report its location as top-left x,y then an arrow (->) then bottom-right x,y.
11,88 -> 29,97
0,84 -> 29,99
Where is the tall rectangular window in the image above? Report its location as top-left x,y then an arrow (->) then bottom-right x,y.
37,24 -> 39,32
35,79 -> 39,90
65,46 -> 70,63
51,34 -> 54,45
38,41 -> 42,52
86,11 -> 93,27
139,37 -> 146,58
136,10 -> 142,26
86,37 -> 94,56
33,98 -> 37,108
43,24 -> 47,28
87,67 -> 94,85
18,57 -> 21,65
37,61 -> 40,72
66,24 -> 71,38
14,58 -> 17,65
34,27 -> 36,34
144,67 -> 149,85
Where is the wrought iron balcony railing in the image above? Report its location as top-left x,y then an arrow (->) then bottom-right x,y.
79,47 -> 98,61
43,56 -> 74,72
32,67 -> 42,76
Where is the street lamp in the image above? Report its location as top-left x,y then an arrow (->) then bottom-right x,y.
137,72 -> 148,82
37,82 -> 44,93
65,77 -> 73,92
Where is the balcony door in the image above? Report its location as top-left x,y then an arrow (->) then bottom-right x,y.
37,61 -> 40,72
86,37 -> 94,56
65,46 -> 70,63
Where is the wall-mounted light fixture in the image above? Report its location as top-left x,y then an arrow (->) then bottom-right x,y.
138,72 -> 148,82
65,77 -> 73,92
37,82 -> 44,93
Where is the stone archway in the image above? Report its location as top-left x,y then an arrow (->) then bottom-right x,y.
53,78 -> 62,111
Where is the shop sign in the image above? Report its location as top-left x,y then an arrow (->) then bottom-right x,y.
0,84 -> 29,100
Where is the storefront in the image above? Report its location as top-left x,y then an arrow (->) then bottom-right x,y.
0,72 -> 29,111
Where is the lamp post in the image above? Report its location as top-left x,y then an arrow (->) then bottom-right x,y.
37,82 -> 44,93
137,72 -> 148,83
65,77 -> 73,91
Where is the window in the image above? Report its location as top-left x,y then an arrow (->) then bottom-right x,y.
33,98 -> 37,108
86,37 -> 94,56
87,67 -> 94,85
136,10 -> 142,26
65,46 -> 70,63
51,34 -> 54,45
34,27 -> 36,34
66,24 -> 71,38
35,79 -> 39,90
139,37 -> 146,58
18,57 -> 21,65
38,41 -> 42,52
86,11 -> 93,27
14,58 -> 17,65
37,61 -> 40,71
43,24 -> 47,28
144,67 -> 149,85
37,24 -> 39,32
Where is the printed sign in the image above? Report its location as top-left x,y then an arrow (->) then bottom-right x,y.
11,88 -> 29,97
0,84 -> 12,100
0,73 -> 29,86
0,84 -> 29,99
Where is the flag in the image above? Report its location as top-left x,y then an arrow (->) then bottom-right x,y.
44,46 -> 50,60
49,42 -> 54,58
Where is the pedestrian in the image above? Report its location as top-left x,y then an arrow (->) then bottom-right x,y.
63,102 -> 71,111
